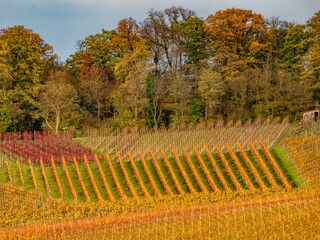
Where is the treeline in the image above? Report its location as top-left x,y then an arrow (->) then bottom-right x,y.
0,7 -> 320,133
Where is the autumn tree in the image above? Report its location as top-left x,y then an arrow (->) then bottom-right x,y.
205,8 -> 271,79
140,7 -> 195,74
281,24 -> 313,76
0,25 -> 56,131
141,7 -> 200,125
0,40 -> 12,132
303,10 -> 320,101
78,68 -> 111,120
39,70 -> 75,133
270,70 -> 314,120
66,29 -> 116,123
198,69 -> 225,120
111,18 -> 152,127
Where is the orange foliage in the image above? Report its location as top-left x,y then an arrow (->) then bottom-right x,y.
215,144 -> 243,190
84,155 -> 104,202
193,146 -> 221,193
40,159 -> 51,198
106,153 -> 127,200
94,154 -> 115,201
259,140 -> 292,188
128,151 -> 151,198
149,149 -> 174,195
204,144 -> 231,191
73,157 -> 91,202
16,159 -> 25,189
237,142 -> 267,189
171,148 -> 197,194
182,146 -> 209,193
51,157 -> 63,199
117,152 -> 139,199
205,8 -> 270,65
249,141 -> 279,188
227,143 -> 255,189
160,148 -> 185,195
138,151 -> 162,197
62,156 -> 78,202
28,158 -> 38,193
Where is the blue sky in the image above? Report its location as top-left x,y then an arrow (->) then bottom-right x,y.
1,0 -> 319,62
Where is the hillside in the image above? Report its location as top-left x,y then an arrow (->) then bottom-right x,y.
0,120 -> 320,238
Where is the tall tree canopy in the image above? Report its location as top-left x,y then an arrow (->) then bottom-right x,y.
0,25 -> 57,131
2,7 -> 320,133
205,8 -> 271,78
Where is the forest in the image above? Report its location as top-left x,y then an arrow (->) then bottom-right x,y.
0,6 -> 319,134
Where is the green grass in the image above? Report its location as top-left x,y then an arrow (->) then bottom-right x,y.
0,161 -> 10,185
123,161 -> 144,197
167,156 -> 190,193
223,152 -> 248,189
55,164 -> 73,201
258,149 -> 284,187
78,162 -> 97,202
178,155 -> 202,193
43,164 -> 60,199
269,146 -> 307,187
10,162 -> 22,188
200,154 -> 225,191
67,163 -> 85,202
157,158 -> 178,194
134,160 -> 156,196
112,160 -> 133,198
189,154 -> 211,192
88,161 -> 108,200
234,152 -> 260,189
21,162 -> 35,193
246,151 -> 272,188
210,152 -> 236,190
99,159 -> 121,200
32,165 -> 48,197
145,156 -> 167,195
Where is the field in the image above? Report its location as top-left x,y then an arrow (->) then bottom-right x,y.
77,117 -> 289,160
0,118 -> 320,239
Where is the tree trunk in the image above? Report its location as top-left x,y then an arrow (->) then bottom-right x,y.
44,117 -> 54,132
134,95 -> 138,123
97,101 -> 102,120
55,110 -> 60,134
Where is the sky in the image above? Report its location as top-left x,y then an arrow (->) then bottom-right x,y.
0,0 -> 319,62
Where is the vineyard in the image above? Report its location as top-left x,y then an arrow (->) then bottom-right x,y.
282,135 -> 320,186
77,117 -> 289,160
0,119 -> 320,238
0,135 -> 294,202
1,187 -> 319,239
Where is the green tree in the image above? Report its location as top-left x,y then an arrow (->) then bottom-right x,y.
0,99 -> 12,133
145,72 -> 157,127
65,30 -> 116,123
0,25 -> 56,131
189,98 -> 202,123
281,24 -> 314,76
303,10 -> 320,102
198,69 -> 225,120
112,18 -> 151,126
178,16 -> 208,64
